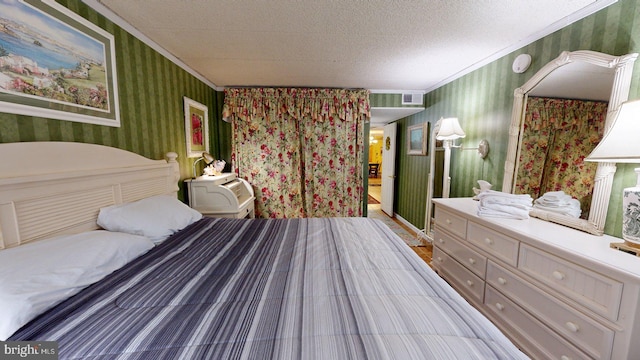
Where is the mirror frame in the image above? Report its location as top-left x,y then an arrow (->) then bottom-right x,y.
424,119 -> 442,241
502,50 -> 638,235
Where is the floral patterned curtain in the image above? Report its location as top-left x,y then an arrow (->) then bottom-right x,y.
222,88 -> 369,218
515,97 -> 607,217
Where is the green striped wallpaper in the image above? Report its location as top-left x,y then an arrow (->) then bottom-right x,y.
2,0 -> 639,237
393,0 -> 640,237
370,93 -> 424,108
0,0 -> 227,199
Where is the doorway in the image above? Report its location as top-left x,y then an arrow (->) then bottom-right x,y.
367,129 -> 384,205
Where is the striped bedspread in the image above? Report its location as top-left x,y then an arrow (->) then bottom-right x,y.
12,217 -> 527,359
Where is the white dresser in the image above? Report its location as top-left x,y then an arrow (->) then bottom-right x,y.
185,173 -> 255,218
432,198 -> 640,360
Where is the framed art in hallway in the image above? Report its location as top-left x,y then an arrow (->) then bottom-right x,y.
184,96 -> 209,158
0,0 -> 120,127
407,122 -> 429,155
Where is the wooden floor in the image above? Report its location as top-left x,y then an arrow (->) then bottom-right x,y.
411,245 -> 433,266
367,182 -> 433,267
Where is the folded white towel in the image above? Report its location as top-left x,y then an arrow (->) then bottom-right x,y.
476,191 -> 533,220
535,195 -> 573,207
533,191 -> 581,217
539,191 -> 566,201
533,203 -> 581,218
481,196 -> 533,208
477,190 -> 533,205
478,204 -> 531,220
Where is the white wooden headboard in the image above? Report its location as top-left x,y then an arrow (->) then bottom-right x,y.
0,142 -> 180,250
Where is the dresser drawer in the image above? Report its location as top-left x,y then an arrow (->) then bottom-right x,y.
484,286 -> 591,360
435,208 -> 467,239
433,247 -> 484,304
487,261 -> 614,359
467,222 -> 519,267
434,230 -> 487,278
518,244 -> 623,322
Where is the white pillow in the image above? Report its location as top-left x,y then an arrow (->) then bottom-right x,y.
0,230 -> 154,341
97,194 -> 202,244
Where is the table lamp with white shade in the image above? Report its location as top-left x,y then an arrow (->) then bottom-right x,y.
192,152 -> 215,178
586,99 -> 640,248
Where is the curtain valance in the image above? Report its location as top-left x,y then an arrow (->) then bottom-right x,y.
222,88 -> 370,123
526,97 -> 608,133
516,96 -> 608,216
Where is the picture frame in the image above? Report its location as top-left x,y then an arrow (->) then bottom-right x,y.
407,123 -> 429,155
0,0 -> 120,126
184,96 -> 209,158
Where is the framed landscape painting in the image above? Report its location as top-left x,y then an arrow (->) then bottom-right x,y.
407,122 -> 429,155
0,0 -> 120,126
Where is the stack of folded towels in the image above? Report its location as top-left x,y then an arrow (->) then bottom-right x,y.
533,191 -> 581,218
477,190 -> 533,220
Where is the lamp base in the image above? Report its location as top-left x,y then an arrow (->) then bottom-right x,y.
622,174 -> 640,246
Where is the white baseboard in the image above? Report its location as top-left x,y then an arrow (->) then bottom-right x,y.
394,213 -> 431,245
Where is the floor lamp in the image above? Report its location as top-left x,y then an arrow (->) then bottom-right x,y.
436,117 -> 466,198
424,117 -> 489,241
423,117 -> 465,241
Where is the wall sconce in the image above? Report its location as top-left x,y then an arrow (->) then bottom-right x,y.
586,99 -> 640,250
435,117 -> 490,197
462,139 -> 490,159
424,117 -> 486,240
192,151 -> 215,178
437,117 -> 490,158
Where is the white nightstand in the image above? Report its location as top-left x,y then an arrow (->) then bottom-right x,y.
185,173 -> 255,218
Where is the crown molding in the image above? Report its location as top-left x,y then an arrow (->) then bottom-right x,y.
82,0 -> 223,91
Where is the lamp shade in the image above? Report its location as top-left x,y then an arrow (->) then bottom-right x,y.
202,152 -> 215,164
436,117 -> 466,141
586,99 -> 640,163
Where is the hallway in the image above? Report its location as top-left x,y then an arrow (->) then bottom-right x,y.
368,176 -> 381,203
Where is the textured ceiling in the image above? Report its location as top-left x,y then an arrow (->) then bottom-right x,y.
91,0 -> 613,92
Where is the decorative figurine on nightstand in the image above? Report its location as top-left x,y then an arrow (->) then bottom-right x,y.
204,160 -> 226,176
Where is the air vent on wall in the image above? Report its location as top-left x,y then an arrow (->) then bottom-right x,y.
402,93 -> 423,105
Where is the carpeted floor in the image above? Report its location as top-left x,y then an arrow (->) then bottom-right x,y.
367,204 -> 423,247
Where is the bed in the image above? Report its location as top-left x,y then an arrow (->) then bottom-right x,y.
0,142 -> 528,359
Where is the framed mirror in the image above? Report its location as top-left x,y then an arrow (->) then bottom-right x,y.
503,50 -> 638,235
424,119 -> 442,241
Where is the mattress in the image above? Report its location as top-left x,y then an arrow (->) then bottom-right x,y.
11,217 -> 527,359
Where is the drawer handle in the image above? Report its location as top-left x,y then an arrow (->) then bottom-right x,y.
466,280 -> 474,287
497,277 -> 507,285
484,237 -> 493,245
436,256 -> 443,262
495,303 -> 504,311
560,356 -> 572,360
552,270 -> 566,280
565,321 -> 579,333
446,218 -> 452,225
468,258 -> 476,265
438,238 -> 445,244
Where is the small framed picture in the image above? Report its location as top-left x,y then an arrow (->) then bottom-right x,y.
184,97 -> 209,158
407,123 -> 429,155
